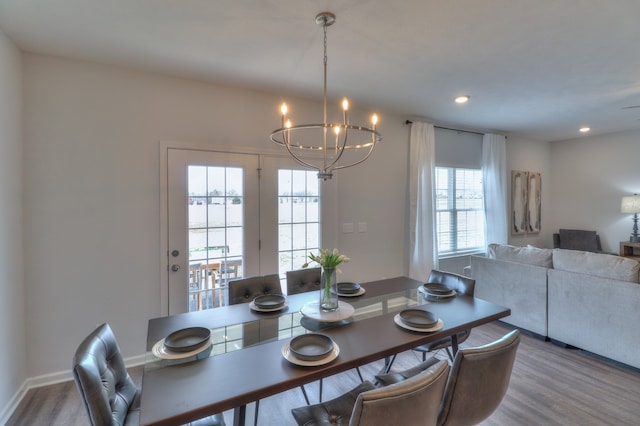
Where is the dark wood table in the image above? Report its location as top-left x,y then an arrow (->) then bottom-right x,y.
139,276 -> 509,426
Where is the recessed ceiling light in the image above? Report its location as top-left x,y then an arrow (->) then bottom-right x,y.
455,95 -> 470,104
579,127 -> 591,133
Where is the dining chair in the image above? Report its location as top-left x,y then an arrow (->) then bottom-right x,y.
414,270 -> 476,360
375,329 -> 521,426
227,273 -> 282,305
291,359 -> 450,426
286,267 -> 322,295
72,323 -> 226,426
219,258 -> 242,284
383,270 -> 475,373
437,329 -> 520,426
200,262 -> 222,308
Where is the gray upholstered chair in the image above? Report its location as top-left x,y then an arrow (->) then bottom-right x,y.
383,270 -> 476,373
291,359 -> 450,426
227,273 -> 282,305
438,329 -> 520,426
415,270 -> 476,361
376,329 -> 521,426
286,267 -> 321,295
73,323 -> 225,426
374,356 -> 442,387
72,323 -> 140,426
553,228 -> 603,253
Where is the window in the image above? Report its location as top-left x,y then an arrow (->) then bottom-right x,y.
186,165 -> 245,311
277,169 -> 320,279
435,167 -> 485,256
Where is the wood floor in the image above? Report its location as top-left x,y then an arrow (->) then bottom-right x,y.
7,321 -> 640,425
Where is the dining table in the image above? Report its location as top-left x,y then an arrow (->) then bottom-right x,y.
139,276 -> 510,426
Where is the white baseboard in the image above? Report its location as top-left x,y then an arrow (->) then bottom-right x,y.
0,353 -> 146,423
0,382 -> 28,426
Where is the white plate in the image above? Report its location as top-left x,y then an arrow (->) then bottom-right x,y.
300,301 -> 355,322
151,338 -> 213,360
338,287 -> 366,297
249,299 -> 289,312
393,315 -> 444,333
282,340 -> 340,366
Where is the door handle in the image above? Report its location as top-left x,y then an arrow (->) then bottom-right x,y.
171,264 -> 181,272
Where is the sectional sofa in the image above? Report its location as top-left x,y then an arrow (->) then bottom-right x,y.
468,244 -> 640,369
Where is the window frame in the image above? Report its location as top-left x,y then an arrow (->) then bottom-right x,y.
435,166 -> 485,258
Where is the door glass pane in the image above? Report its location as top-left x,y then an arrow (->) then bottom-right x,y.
278,169 -> 320,278
188,165 -> 244,311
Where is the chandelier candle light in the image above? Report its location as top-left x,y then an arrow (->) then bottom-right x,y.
270,12 -> 382,180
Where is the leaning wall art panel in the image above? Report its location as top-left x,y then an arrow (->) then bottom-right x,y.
511,170 -> 541,235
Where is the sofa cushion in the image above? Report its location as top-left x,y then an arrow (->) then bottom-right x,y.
552,249 -> 640,283
488,244 -> 553,268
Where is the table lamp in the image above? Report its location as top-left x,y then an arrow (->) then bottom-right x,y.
621,194 -> 640,242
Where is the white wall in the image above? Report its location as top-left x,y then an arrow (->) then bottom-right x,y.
11,49 -> 583,411
21,54 -> 410,378
506,135 -> 552,248
0,29 -> 26,421
549,129 -> 640,253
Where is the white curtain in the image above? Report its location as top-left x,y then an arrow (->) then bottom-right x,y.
409,121 -> 438,281
482,133 -> 508,246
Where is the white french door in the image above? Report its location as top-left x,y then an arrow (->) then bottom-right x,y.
167,149 -> 259,315
259,156 -> 322,283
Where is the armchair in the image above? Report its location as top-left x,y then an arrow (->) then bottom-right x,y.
553,228 -> 603,253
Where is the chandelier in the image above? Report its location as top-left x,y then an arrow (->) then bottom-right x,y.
270,12 -> 382,180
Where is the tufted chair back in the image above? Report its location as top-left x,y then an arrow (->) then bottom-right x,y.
428,270 -> 475,296
227,274 -> 282,305
72,323 -> 139,426
286,267 -> 321,295
438,329 -> 520,426
291,360 -> 449,426
350,360 -> 450,426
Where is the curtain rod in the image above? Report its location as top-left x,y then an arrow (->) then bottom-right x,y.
404,120 -> 485,136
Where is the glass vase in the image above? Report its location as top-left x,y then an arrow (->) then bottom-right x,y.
320,267 -> 339,311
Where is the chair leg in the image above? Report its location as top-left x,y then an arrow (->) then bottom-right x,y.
355,367 -> 364,383
445,347 -> 453,361
382,354 -> 396,374
300,385 -> 310,405
319,379 -> 323,402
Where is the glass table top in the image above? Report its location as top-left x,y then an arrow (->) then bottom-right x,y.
145,286 -> 448,372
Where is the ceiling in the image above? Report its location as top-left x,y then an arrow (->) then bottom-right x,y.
1,0 -> 640,142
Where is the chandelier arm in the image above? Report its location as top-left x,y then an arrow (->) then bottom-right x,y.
333,143 -> 377,171
333,128 -> 381,170
279,126 -> 323,171
282,142 -> 323,171
285,135 -> 321,170
323,126 -> 350,173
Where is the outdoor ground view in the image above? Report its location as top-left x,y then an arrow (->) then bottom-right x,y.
185,166 -> 319,311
